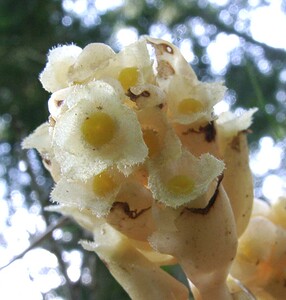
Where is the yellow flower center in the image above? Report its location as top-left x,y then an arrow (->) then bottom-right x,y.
166,175 -> 195,195
143,129 -> 160,158
81,112 -> 116,147
92,171 -> 117,197
118,67 -> 139,90
178,98 -> 204,114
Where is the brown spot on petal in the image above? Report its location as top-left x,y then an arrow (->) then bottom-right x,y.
126,90 -> 138,101
126,89 -> 151,102
141,90 -> 151,97
43,158 -> 51,166
55,100 -> 64,107
182,122 -> 216,142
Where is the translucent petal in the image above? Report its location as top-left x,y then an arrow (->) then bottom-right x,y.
53,81 -> 148,180
22,123 -> 61,181
68,43 -> 116,84
22,122 -> 51,151
148,149 -> 225,207
48,87 -> 74,120
51,168 -> 124,217
39,45 -> 82,92
167,74 -> 226,126
74,39 -> 155,89
146,36 -> 198,90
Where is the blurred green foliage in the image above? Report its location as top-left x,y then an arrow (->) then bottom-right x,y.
0,0 -> 285,299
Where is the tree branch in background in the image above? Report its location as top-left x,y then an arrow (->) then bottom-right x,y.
0,216 -> 69,271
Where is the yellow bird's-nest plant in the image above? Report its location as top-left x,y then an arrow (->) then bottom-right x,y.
23,36 -> 286,300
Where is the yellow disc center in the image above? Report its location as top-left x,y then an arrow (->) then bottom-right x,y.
81,112 -> 116,147
118,67 -> 139,90
92,171 -> 117,197
143,129 -> 160,158
178,98 -> 204,114
167,175 -> 195,195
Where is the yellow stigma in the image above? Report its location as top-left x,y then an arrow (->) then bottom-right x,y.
166,175 -> 195,195
81,112 -> 116,147
143,129 -> 160,158
92,171 -> 117,197
118,67 -> 139,90
178,98 -> 204,114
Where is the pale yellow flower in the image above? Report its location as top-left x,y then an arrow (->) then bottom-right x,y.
52,81 -> 148,180
167,74 -> 226,126
148,149 -> 224,207
51,168 -> 124,217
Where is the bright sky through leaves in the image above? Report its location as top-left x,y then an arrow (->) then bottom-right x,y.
0,1 -> 285,299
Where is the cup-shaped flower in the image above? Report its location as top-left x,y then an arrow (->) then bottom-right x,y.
68,38 -> 155,92
51,167 -> 124,217
167,75 -> 226,126
52,81 -> 148,180
148,149 -> 224,208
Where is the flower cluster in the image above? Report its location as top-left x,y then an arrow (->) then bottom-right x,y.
23,36 -> 269,300
231,196 -> 286,299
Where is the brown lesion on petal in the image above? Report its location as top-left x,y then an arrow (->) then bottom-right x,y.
40,154 -> 53,173
157,43 -> 174,55
55,100 -> 64,107
185,174 -> 223,215
148,41 -> 174,55
111,202 -> 151,219
182,121 -> 216,143
157,60 -> 175,79
41,152 -> 52,169
43,157 -> 51,166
